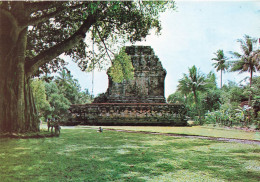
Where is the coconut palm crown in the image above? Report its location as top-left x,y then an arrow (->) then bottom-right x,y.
230,35 -> 260,87
212,49 -> 228,88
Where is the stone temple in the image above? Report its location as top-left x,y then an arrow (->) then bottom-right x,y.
69,46 -> 187,126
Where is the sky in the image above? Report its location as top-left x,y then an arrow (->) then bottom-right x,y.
66,1 -> 260,98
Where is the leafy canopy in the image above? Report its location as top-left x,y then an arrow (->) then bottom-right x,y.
32,69 -> 92,120
23,1 -> 175,78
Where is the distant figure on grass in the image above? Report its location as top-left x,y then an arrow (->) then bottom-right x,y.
47,116 -> 61,136
97,127 -> 103,133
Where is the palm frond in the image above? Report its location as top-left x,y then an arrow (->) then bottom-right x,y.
230,60 -> 244,72
231,51 -> 241,58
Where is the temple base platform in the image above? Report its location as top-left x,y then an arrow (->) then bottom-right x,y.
69,103 -> 187,126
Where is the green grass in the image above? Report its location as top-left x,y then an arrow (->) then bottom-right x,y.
100,125 -> 260,141
0,128 -> 259,181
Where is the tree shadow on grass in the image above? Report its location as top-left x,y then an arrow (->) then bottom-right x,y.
100,132 -> 260,181
0,129 -> 259,182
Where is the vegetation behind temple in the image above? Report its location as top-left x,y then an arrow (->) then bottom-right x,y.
31,69 -> 93,124
168,72 -> 259,128
168,35 -> 259,128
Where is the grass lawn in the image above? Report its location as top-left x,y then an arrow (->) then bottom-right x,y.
100,125 -> 260,141
0,128 -> 259,181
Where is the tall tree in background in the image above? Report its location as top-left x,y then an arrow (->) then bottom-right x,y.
212,49 -> 228,88
0,1 -> 174,132
178,65 -> 206,122
177,76 -> 190,103
202,72 -> 220,112
230,35 -> 259,87
45,81 -> 71,120
230,35 -> 260,106
55,69 -> 81,104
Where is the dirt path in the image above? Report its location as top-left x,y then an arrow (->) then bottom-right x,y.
105,128 -> 260,145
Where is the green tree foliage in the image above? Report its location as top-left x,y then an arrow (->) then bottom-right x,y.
214,81 -> 246,126
221,81 -> 247,104
212,49 -> 228,88
244,76 -> 260,122
108,47 -> 134,83
201,89 -> 221,112
205,71 -> 217,90
251,77 -> 260,101
201,72 -> 221,112
45,81 -> 71,119
31,70 -> 92,122
177,75 -> 190,101
204,79 -> 260,128
31,79 -> 51,120
0,1 -> 174,132
167,91 -> 186,104
77,89 -> 92,105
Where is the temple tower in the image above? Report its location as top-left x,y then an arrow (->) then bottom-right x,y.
105,46 -> 166,103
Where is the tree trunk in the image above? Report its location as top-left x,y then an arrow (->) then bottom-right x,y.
220,70 -> 222,89
0,2 -> 95,133
193,89 -> 201,124
249,69 -> 253,88
247,69 -> 253,124
0,40 -> 39,133
0,8 -> 39,133
248,69 -> 253,106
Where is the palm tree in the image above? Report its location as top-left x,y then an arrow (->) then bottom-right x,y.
212,49 -> 228,88
231,35 -> 260,120
177,76 -> 190,103
178,65 -> 206,122
55,69 -> 69,86
55,69 -> 81,104
230,35 -> 260,87
56,69 -> 78,88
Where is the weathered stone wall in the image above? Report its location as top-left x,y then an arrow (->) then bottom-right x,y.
95,46 -> 166,103
70,103 -> 187,126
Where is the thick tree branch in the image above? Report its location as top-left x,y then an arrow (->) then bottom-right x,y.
25,15 -> 97,79
96,27 -> 114,62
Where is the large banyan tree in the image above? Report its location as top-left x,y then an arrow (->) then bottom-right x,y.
0,1 -> 175,133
